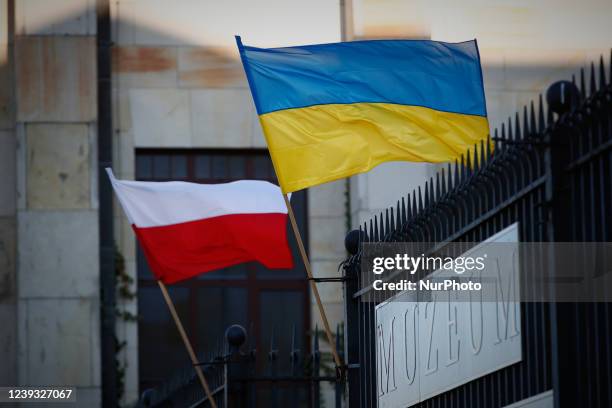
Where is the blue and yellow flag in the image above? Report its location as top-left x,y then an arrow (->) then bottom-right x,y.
237,37 -> 489,193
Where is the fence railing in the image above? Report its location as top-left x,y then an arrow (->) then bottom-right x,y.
222,324 -> 344,408
137,353 -> 225,408
138,324 -> 344,408
342,51 -> 612,407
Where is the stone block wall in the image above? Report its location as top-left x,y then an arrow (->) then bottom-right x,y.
1,1 -> 102,405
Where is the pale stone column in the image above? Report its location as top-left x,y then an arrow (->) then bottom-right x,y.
11,1 -> 101,406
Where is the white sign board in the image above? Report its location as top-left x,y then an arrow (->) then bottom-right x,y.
375,224 -> 521,407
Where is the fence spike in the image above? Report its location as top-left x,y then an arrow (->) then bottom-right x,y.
580,67 -> 586,100
373,216 -> 378,241
389,206 -> 395,233
401,196 -> 407,223
529,101 -> 536,136
515,112 -> 521,140
538,94 -> 545,132
385,208 -> 390,236
479,139 -> 486,169
569,75 -> 578,112
473,144 -> 480,173
590,61 -> 597,96
423,181 -> 430,207
428,177 -> 435,204
508,117 -> 514,142
522,106 -> 529,138
406,190 -> 415,220
465,150 -> 472,178
379,212 -> 384,240
492,128 -> 498,152
599,55 -> 606,89
360,223 -> 366,244
375,213 -> 380,239
445,163 -> 452,191
418,186 -> 423,211
460,154 -> 467,183
369,219 -> 374,243
441,166 -> 448,196
371,212 -> 376,236
373,216 -> 378,242
436,172 -> 441,200
453,160 -> 460,189
396,201 -> 401,229
406,195 -> 412,221
546,97 -> 554,125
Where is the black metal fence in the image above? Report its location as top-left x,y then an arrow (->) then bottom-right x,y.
222,324 -> 344,408
137,352 -> 226,408
138,324 -> 344,408
342,52 -> 612,408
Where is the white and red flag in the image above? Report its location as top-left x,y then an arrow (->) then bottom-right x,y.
106,169 -> 293,284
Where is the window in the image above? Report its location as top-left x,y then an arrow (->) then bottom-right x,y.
135,150 -> 309,394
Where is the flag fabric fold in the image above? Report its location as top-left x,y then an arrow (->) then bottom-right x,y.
106,169 -> 293,284
236,37 -> 489,193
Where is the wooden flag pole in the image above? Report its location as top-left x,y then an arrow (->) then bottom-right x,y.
283,194 -> 343,368
157,280 -> 218,408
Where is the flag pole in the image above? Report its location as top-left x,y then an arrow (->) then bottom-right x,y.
282,194 -> 343,369
157,280 -> 218,408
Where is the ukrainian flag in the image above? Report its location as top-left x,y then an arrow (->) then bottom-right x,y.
236,37 -> 489,193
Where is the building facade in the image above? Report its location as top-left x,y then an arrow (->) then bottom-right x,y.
1,0 -> 101,404
0,0 -> 611,407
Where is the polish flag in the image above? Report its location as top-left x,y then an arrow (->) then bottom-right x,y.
106,169 -> 293,284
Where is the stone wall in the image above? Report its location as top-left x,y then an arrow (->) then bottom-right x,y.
5,0 -> 101,405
